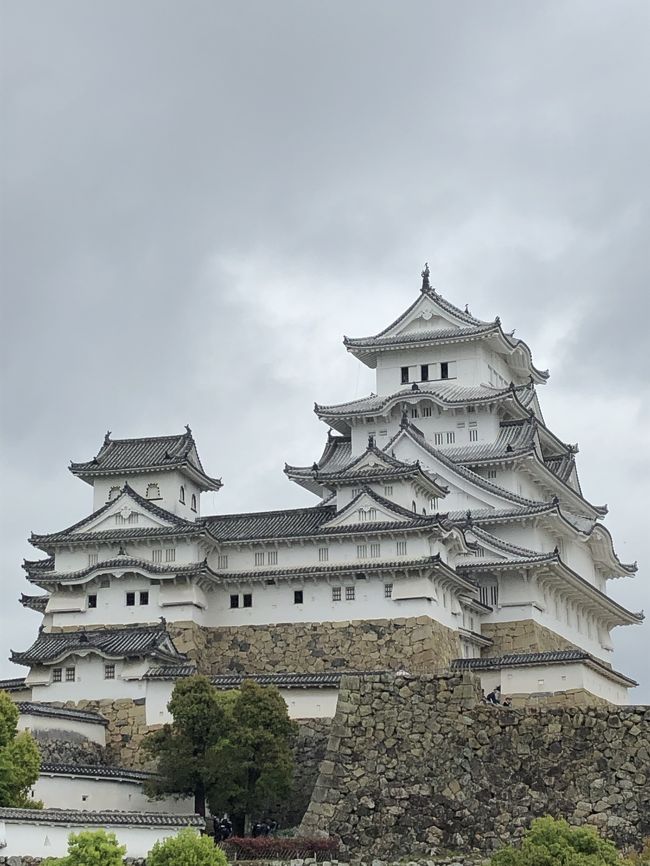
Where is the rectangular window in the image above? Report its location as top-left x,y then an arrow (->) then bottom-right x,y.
379,429 -> 388,437
370,542 -> 381,558
490,585 -> 499,606
126,592 -> 135,606
420,364 -> 429,382
422,406 -> 432,417
139,591 -> 149,606
430,496 -> 439,511
230,594 -> 239,609
469,428 -> 478,442
318,547 -> 329,562
65,666 -> 76,682
457,421 -> 466,428
254,552 -> 264,566
384,485 -> 393,496
411,407 -> 418,418
384,583 -> 393,598
440,362 -> 449,379
396,540 -> 408,556
446,431 -> 455,444
367,507 -> 377,521
345,586 -> 356,601
267,551 -> 278,565
294,590 -> 304,605
217,554 -> 228,569
152,549 -> 163,564
165,548 -> 176,563
104,664 -> 115,680
87,594 -> 97,609
88,553 -> 98,566
243,593 -> 253,608
401,366 -> 409,384
332,586 -> 342,602
434,433 -> 443,445
356,544 -> 367,559
487,469 -> 497,479
52,668 -> 62,683
351,487 -> 361,498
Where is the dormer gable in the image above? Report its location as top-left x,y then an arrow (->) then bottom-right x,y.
80,488 -> 177,534
323,486 -> 439,530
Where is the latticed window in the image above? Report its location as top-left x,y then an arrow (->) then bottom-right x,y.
396,540 -> 407,556
422,406 -> 432,417
268,551 -> 278,565
52,668 -> 62,683
356,544 -> 367,559
254,552 -> 264,566
217,554 -> 228,569
430,496 -> 439,511
88,553 -> 98,566
104,664 -> 115,680
146,483 -> 161,500
165,548 -> 176,562
446,431 -> 455,444
345,586 -> 356,601
384,485 -> 393,496
65,666 -> 76,682
434,433 -> 443,445
384,583 -> 393,598
370,543 -> 381,558
318,547 -> 329,562
469,428 -> 478,442
152,549 -> 163,564
332,586 -> 342,602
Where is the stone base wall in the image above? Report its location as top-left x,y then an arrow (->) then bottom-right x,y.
301,672 -> 650,859
32,728 -> 106,766
169,617 -> 461,675
60,698 -> 154,769
511,689 -> 612,708
276,718 -> 332,829
480,620 -> 577,657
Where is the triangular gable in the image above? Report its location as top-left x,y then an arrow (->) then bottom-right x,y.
325,444 -> 412,476
70,486 -> 185,536
376,291 -> 473,340
322,489 -> 414,529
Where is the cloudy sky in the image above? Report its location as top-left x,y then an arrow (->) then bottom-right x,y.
1,1 -> 648,698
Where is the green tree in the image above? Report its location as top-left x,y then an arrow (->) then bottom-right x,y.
207,680 -> 298,834
143,676 -> 228,815
147,827 -> 227,866
0,689 -> 41,807
41,829 -> 126,866
490,816 -> 626,866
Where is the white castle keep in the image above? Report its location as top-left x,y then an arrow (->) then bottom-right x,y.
4,266 -> 643,724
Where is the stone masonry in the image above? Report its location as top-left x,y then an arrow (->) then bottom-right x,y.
170,616 -> 461,675
300,672 -> 650,859
480,620 -> 577,657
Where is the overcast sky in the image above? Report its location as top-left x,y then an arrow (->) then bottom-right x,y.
1,1 -> 648,699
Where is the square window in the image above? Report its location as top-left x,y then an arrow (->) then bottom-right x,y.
345,586 -> 356,601
401,366 -> 409,384
384,583 -> 393,598
87,594 -> 97,609
65,666 -> 76,682
294,590 -> 304,605
440,362 -> 449,379
126,592 -> 136,607
267,551 -> 278,565
370,542 -> 381,558
318,547 -> 329,562
420,364 -> 429,382
254,552 -> 264,566
139,591 -> 149,606
332,586 -> 342,602
230,594 -> 239,609
243,593 -> 253,608
104,664 -> 115,680
52,668 -> 62,683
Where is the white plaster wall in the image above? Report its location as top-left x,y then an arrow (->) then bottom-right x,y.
17,712 -> 106,746
0,819 -> 198,859
53,536 -> 203,574
31,774 -> 193,814
92,470 -> 201,518
29,656 -> 149,703
483,662 -> 628,705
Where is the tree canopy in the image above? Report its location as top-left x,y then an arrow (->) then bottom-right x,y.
144,676 -> 297,830
0,689 -> 41,808
42,829 -> 126,866
490,816 -> 636,866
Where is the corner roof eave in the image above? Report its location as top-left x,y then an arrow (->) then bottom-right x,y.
452,651 -> 638,688
69,461 -> 222,492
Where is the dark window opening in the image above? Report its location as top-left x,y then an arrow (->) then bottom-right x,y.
230,594 -> 239,609
440,362 -> 449,379
421,364 -> 429,382
191,494 -> 197,512
139,591 -> 149,606
243,593 -> 253,608
126,592 -> 136,607
179,485 -> 185,504
294,590 -> 304,604
87,594 -> 97,609
401,366 -> 409,384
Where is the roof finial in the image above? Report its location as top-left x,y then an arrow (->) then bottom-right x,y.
368,433 -> 375,448
421,262 -> 430,292
185,424 -> 192,436
400,407 -> 410,429
117,543 -> 127,556
103,431 -> 111,446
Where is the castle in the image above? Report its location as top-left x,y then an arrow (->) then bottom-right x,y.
2,267 -> 643,743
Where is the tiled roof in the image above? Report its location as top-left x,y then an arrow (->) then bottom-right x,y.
210,671 -> 346,688
23,556 -> 55,572
0,807 -> 204,827
345,322 -> 498,348
31,524 -> 201,551
0,677 -> 27,692
202,505 -> 336,542
315,382 -> 533,418
144,664 -> 199,679
70,428 -> 222,490
18,702 -> 108,725
40,762 -> 155,782
32,557 -> 218,587
451,650 -> 638,687
444,419 -> 538,463
20,593 -> 49,613
12,624 -> 187,666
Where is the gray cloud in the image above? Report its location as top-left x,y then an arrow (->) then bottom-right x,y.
1,0 -> 648,698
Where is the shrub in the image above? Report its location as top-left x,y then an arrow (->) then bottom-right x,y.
41,829 -> 126,866
490,816 -> 626,866
147,827 -> 228,866
220,835 -> 340,861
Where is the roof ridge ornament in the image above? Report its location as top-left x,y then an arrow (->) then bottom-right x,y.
421,262 -> 431,292
103,431 -> 111,447
400,407 -> 410,429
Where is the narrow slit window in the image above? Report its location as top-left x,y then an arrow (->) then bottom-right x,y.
420,364 -> 429,382
87,594 -> 97,609
446,431 -> 455,444
294,590 -> 304,605
179,485 -> 185,504
401,366 -> 410,384
191,494 -> 197,512
440,362 -> 449,379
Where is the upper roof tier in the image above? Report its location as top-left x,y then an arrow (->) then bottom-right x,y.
343,267 -> 549,384
69,427 -> 222,491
